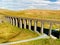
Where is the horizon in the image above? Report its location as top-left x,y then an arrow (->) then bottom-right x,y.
0,8 -> 60,11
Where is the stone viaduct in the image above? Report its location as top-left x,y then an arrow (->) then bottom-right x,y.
5,16 -> 60,39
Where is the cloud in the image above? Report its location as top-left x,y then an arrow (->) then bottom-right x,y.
0,0 -> 60,10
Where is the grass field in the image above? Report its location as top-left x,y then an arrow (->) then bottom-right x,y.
0,21 -> 39,43
8,29 -> 39,42
0,9 -> 60,45
0,22 -> 60,45
11,39 -> 60,45
0,9 -> 60,21
0,9 -> 60,30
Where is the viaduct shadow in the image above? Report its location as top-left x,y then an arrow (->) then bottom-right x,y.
17,23 -> 59,39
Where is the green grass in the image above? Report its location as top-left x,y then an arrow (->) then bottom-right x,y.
0,22 -> 22,40
0,38 -> 8,43
8,29 -> 39,42
0,21 -> 39,43
11,39 -> 60,45
0,9 -> 60,45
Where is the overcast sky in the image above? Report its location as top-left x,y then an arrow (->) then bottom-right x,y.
0,0 -> 60,10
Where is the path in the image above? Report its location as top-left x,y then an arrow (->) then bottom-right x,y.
0,34 -> 50,45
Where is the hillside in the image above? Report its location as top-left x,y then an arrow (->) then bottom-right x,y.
0,9 -> 60,21
0,21 -> 39,43
11,39 -> 60,45
0,9 -> 60,29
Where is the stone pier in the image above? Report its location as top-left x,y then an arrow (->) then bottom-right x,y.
49,22 -> 52,36
24,19 -> 27,29
19,18 -> 22,28
5,16 -> 60,39
12,18 -> 15,26
15,18 -> 18,27
59,31 -> 60,39
34,20 -> 37,32
41,21 -> 44,34
28,20 -> 32,30
11,17 -> 13,25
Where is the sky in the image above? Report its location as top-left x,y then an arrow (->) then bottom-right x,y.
0,0 -> 60,10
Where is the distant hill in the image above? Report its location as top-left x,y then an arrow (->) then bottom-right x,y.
0,9 -> 60,21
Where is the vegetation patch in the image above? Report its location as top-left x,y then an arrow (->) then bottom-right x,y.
0,22 -> 21,40
0,9 -> 60,30
11,39 -> 60,45
0,22 -> 39,43
8,29 -> 39,42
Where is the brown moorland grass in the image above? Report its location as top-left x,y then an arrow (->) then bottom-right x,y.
0,9 -> 60,29
0,9 -> 60,21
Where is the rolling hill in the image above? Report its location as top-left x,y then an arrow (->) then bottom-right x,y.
0,9 -> 60,21
0,9 -> 60,29
0,21 -> 39,43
